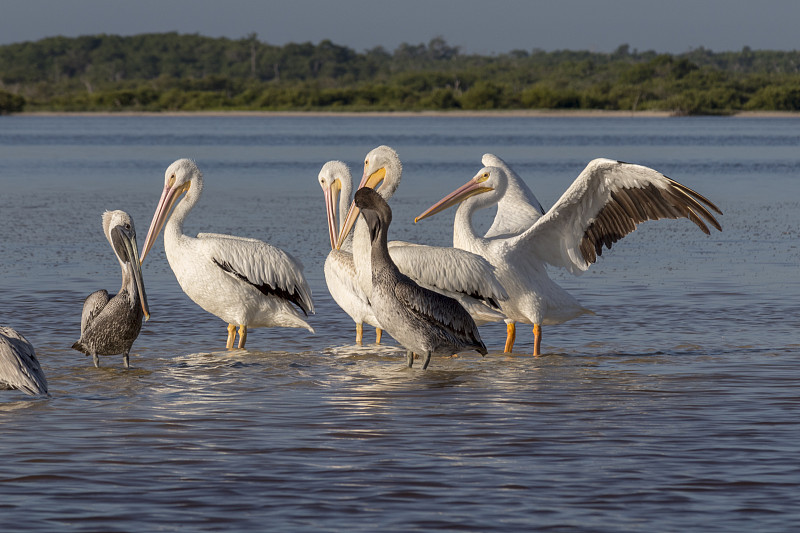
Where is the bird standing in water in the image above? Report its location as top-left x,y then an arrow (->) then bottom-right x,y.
415,158 -> 722,355
73,210 -> 150,368
140,159 -> 314,349
354,187 -> 487,370
318,160 -> 383,345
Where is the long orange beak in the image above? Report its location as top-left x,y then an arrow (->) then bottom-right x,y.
323,180 -> 341,250
335,167 -> 386,249
415,177 -> 493,223
140,182 -> 189,263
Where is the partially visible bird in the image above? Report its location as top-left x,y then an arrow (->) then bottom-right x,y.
481,153 -> 545,239
318,160 -> 383,345
354,187 -> 487,370
336,145 -> 507,326
73,210 -> 150,368
140,159 -> 314,350
415,158 -> 723,355
0,326 -> 48,396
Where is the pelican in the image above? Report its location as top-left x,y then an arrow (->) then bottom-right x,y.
354,187 -> 486,369
319,160 -> 383,345
336,145 -> 507,326
415,158 -> 723,355
1,327 -> 48,396
481,153 -> 545,238
140,159 -> 314,349
73,210 -> 150,368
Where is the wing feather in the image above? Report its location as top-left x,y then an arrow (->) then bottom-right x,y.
200,233 -> 315,315
0,326 -> 48,396
509,158 -> 723,274
388,243 -> 507,306
80,290 -> 110,334
393,279 -> 481,344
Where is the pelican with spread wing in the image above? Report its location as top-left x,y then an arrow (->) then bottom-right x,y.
415,158 -> 723,355
140,159 -> 314,349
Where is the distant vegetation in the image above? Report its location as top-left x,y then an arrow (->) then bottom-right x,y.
1,33 -> 800,115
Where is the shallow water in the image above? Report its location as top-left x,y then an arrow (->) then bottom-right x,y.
0,115 -> 798,531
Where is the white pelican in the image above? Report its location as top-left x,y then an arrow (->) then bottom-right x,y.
0,326 -> 48,396
354,187 -> 486,369
481,153 -> 545,238
141,159 -> 314,349
318,160 -> 383,344
73,210 -> 150,368
415,158 -> 723,355
336,145 -> 507,326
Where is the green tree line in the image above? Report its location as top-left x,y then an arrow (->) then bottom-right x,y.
1,33 -> 800,114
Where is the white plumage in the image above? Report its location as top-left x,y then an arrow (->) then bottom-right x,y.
0,326 -> 48,396
335,146 -> 507,327
318,160 -> 383,344
141,159 -> 314,349
415,157 -> 723,355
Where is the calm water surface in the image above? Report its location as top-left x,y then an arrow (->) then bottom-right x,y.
0,115 -> 798,531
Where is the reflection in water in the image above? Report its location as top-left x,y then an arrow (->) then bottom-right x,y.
0,116 -> 798,531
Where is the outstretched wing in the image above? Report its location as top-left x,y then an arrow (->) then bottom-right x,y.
482,153 -> 545,239
509,158 -> 723,274
388,241 -> 507,307
199,233 -> 315,315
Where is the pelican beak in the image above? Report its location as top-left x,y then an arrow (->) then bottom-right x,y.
415,177 -> 493,223
140,181 -> 190,263
323,179 -> 341,250
335,167 -> 386,249
112,226 -> 151,321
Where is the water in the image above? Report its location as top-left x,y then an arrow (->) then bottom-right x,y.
0,114 -> 798,531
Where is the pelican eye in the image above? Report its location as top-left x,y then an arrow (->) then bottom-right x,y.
125,223 -> 131,230
477,172 -> 490,183
168,174 -> 176,187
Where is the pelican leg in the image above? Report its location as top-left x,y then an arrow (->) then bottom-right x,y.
92,353 -> 100,368
375,327 -> 383,345
238,325 -> 247,349
533,324 -> 542,356
406,350 -> 414,368
123,351 -> 130,369
226,324 -> 236,349
504,322 -> 516,353
356,323 -> 364,345
422,351 -> 432,370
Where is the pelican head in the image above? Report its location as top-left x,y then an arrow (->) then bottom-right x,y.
141,159 -> 202,262
335,145 -> 402,249
318,160 -> 350,250
103,210 -> 150,320
415,166 -> 503,223
354,187 -> 392,243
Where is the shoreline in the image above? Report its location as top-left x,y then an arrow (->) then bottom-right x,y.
9,109 -> 800,118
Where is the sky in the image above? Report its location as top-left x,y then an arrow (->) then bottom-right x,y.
2,0 -> 800,54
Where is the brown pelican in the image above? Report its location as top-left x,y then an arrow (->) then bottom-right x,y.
416,158 -> 723,355
336,145 -> 507,326
72,210 -> 150,368
1,326 -> 48,396
140,159 -> 314,349
354,187 -> 486,369
319,160 -> 383,345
